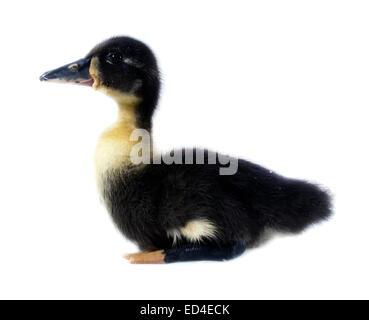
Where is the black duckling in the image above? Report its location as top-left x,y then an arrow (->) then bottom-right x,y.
40,36 -> 331,264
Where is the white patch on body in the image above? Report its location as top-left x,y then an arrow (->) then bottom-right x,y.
168,219 -> 218,244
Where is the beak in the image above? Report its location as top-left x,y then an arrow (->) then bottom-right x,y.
39,57 -> 93,86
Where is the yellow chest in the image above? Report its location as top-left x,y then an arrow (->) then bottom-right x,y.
92,91 -> 142,193
94,122 -> 136,186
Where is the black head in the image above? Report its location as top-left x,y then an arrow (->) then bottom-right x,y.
40,36 -> 161,129
86,37 -> 159,96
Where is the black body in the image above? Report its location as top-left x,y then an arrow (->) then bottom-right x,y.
103,150 -> 331,253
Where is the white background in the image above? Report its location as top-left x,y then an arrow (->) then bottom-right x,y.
0,0 -> 368,300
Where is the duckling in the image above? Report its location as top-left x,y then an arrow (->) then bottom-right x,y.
40,36 -> 331,264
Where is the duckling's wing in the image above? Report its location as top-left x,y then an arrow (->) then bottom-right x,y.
156,148 -> 331,246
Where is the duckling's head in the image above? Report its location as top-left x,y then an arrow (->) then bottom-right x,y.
40,36 -> 160,129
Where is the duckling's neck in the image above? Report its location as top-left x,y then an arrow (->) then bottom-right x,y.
94,94 -> 151,186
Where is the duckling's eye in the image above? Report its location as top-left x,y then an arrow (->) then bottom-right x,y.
106,52 -> 122,65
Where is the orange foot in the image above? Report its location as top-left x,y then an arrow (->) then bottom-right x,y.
124,250 -> 166,264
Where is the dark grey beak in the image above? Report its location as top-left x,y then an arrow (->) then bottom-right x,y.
40,57 -> 93,86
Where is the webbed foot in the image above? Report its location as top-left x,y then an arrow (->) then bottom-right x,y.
124,250 -> 165,264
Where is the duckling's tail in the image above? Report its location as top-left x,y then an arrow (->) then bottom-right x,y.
265,180 -> 332,233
